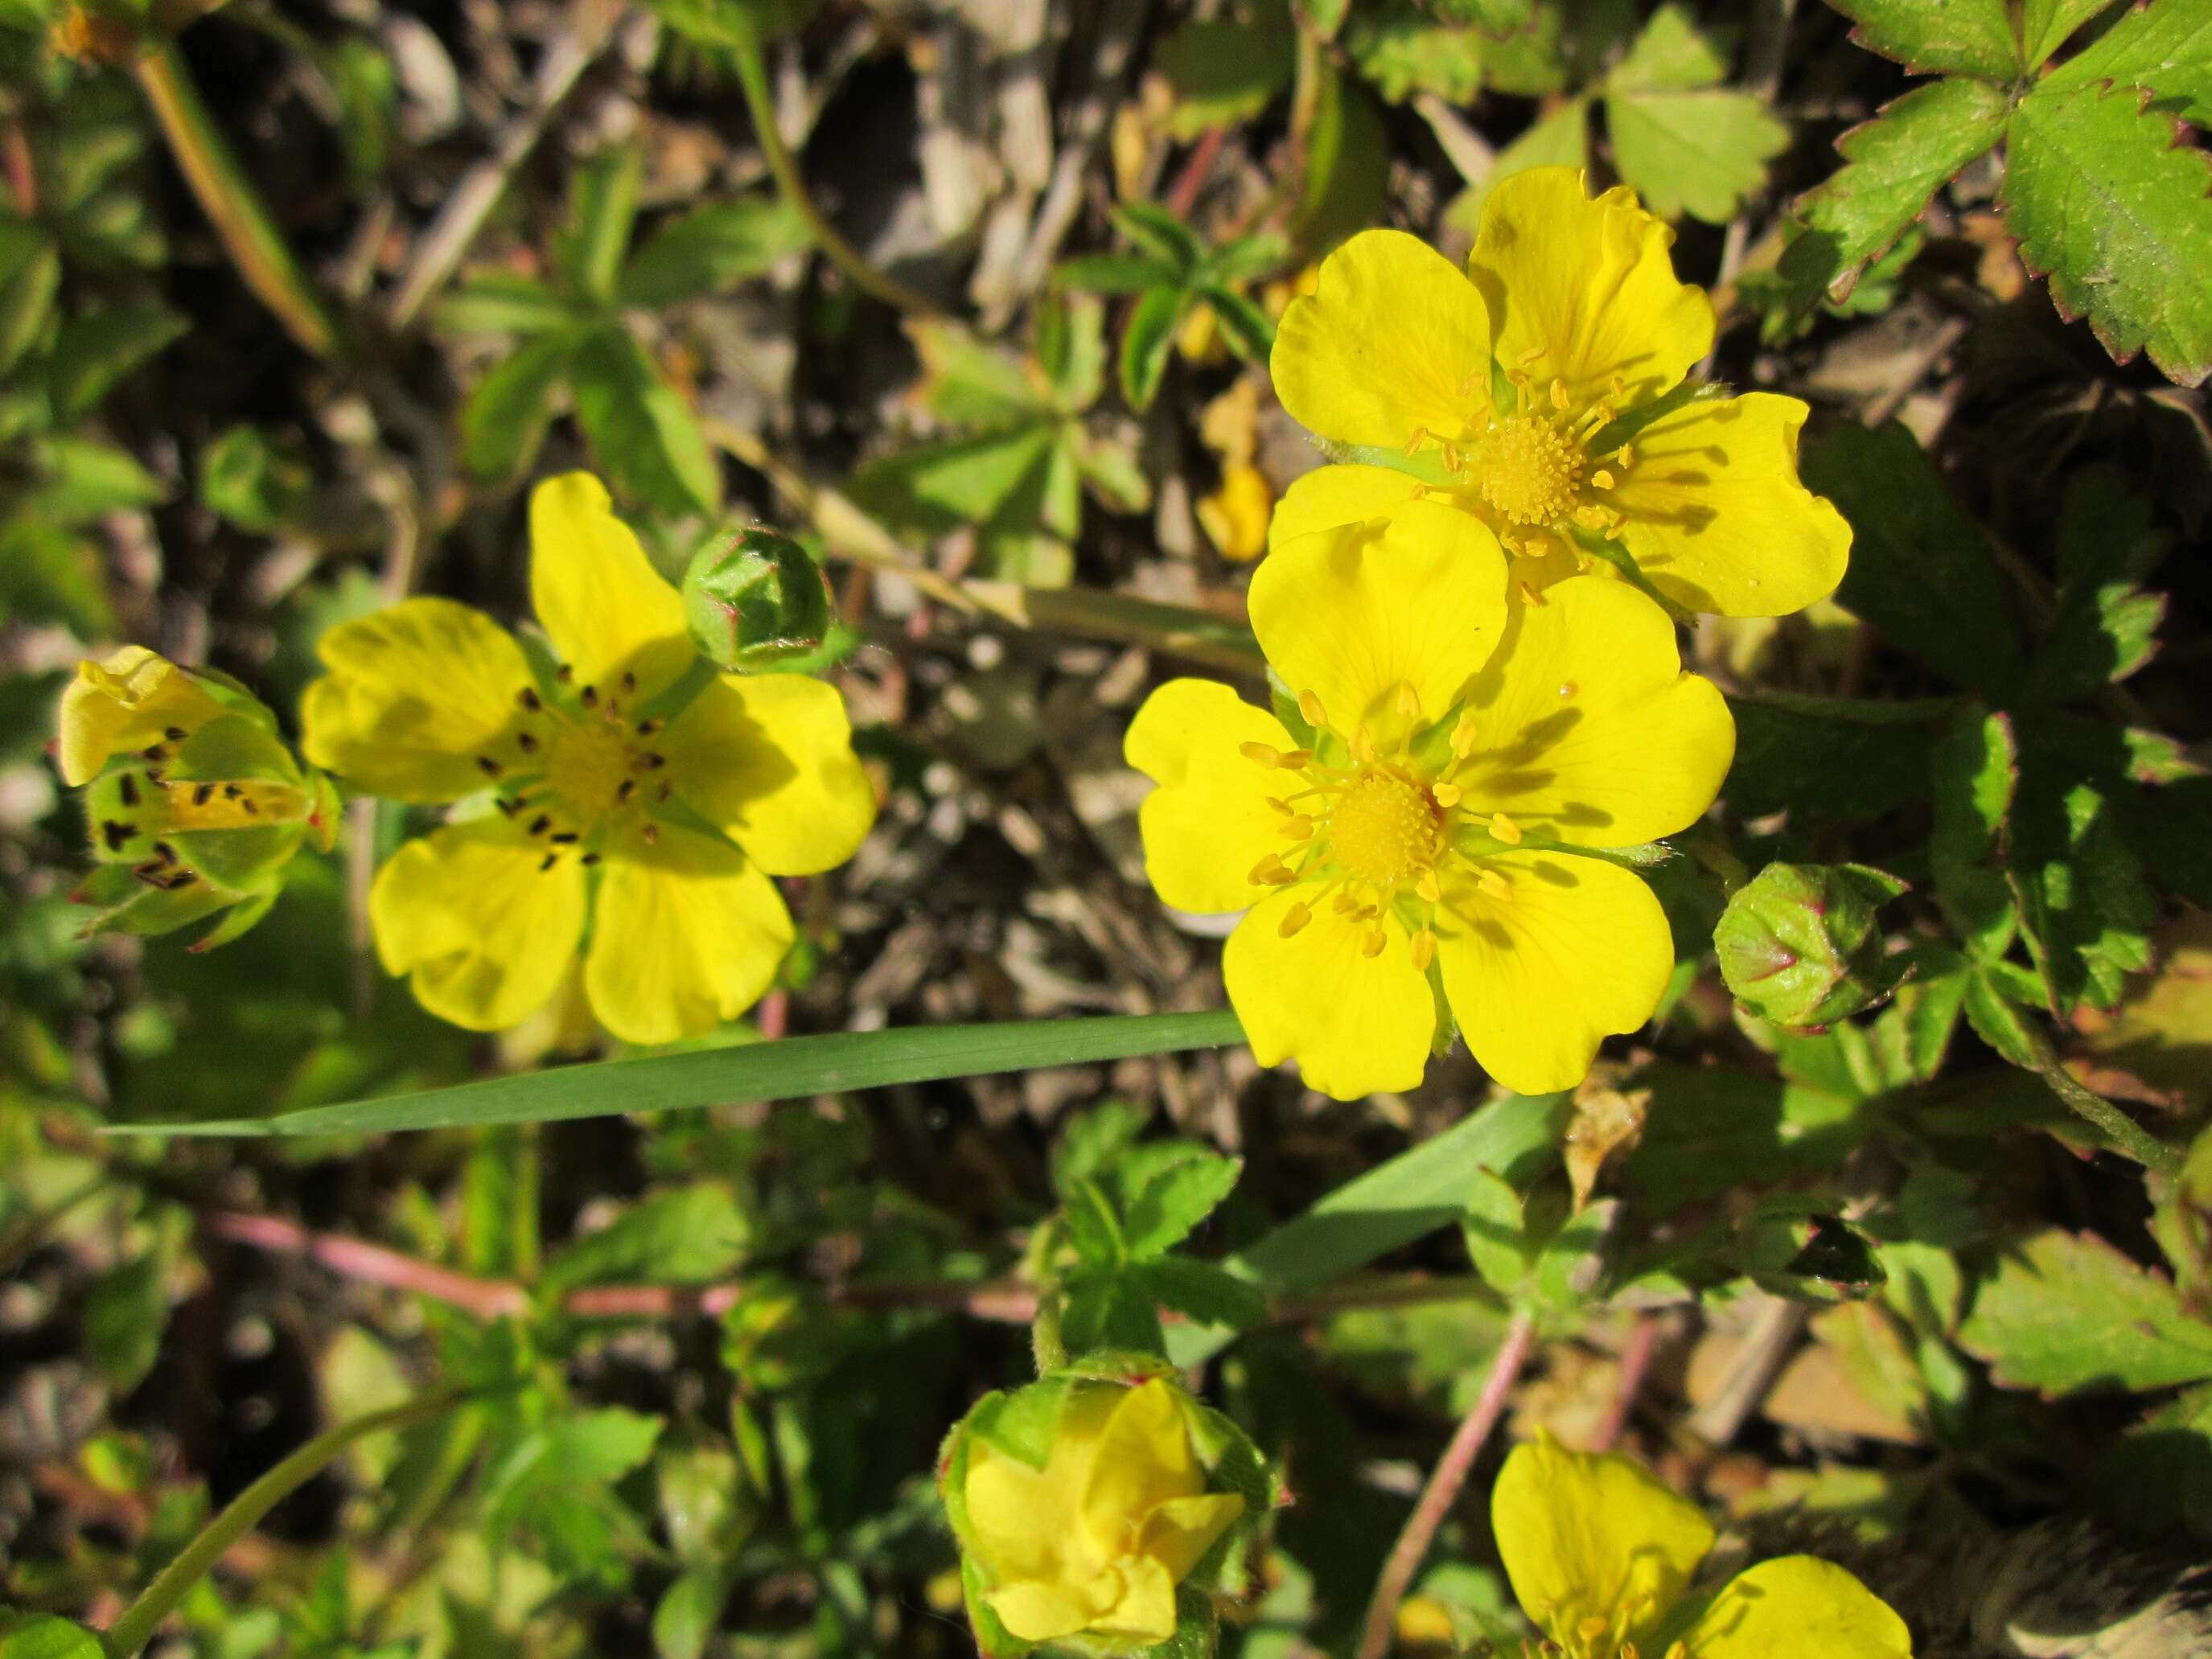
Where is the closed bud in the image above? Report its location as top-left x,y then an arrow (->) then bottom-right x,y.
940,1369 -> 1267,1655
59,647 -> 338,950
1713,861 -> 1908,1031
681,527 -> 830,673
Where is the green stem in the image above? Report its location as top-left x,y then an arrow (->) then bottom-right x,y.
102,1387 -> 486,1657
729,27 -> 938,318
134,42 -> 339,357
2021,1020 -> 2181,1172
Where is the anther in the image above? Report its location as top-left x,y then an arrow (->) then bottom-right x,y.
1415,870 -> 1441,904
527,814 -> 550,836
1489,811 -> 1523,844
640,823 -> 659,844
1348,726 -> 1376,763
634,718 -> 662,736
141,745 -> 166,763
581,684 -> 598,707
1548,378 -> 1569,410
581,852 -> 602,866
643,753 -> 666,769
151,840 -> 176,865
1403,426 -> 1429,456
1516,345 -> 1544,367
1610,372 -> 1627,398
517,732 -> 540,753
622,671 -> 637,693
1278,816 -> 1315,840
101,820 -> 131,852
1616,442 -> 1636,467
497,798 -> 521,817
1478,869 -> 1511,901
1590,470 -> 1616,490
549,832 -> 580,845
1361,928 -> 1386,959
1519,581 -> 1546,606
539,853 -> 558,873
223,783 -> 242,799
518,687 -> 541,712
1297,689 -> 1328,729
1277,901 -> 1312,938
163,727 -> 186,743
118,774 -> 139,807
478,757 -> 503,777
556,664 -> 574,684
1450,712 -> 1479,758
616,779 -> 636,803
1578,1619 -> 1609,1644
1395,681 -> 1421,718
240,798 -> 258,815
1249,853 -> 1288,885
1266,796 -> 1293,815
1240,741 -> 1281,767
191,782 -> 215,806
1431,782 -> 1462,808
1409,929 -> 1437,971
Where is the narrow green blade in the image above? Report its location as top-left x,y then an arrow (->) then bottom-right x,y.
106,1009 -> 1248,1139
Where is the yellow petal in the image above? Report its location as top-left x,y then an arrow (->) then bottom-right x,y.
369,817 -> 585,1031
528,472 -> 693,700
1126,679 -> 1295,915
584,823 -> 793,1044
1610,392 -> 1852,617
1265,462 -> 1433,554
661,673 -> 876,876
984,1580 -> 1097,1644
1271,228 -> 1493,450
1092,1554 -> 1178,1643
965,1428 -> 1095,1587
1680,1557 -> 1913,1659
302,598 -> 532,802
1081,1382 -> 1203,1554
59,647 -> 227,786
1141,1492 -> 1246,1580
1490,1436 -> 1713,1649
1455,576 -> 1733,847
1434,852 -> 1673,1094
1248,500 -> 1510,739
1223,885 -> 1435,1101
1468,167 -> 1712,412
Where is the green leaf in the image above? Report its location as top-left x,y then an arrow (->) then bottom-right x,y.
1136,1257 -> 1268,1329
2044,0 -> 2212,121
1930,704 -> 2020,957
1959,1229 -> 2212,1392
1294,64 -> 1391,253
1110,202 -> 1204,271
2029,580 -> 2164,705
2008,773 -> 2154,1012
0,223 -> 58,377
653,1567 -> 735,1659
1054,253 -> 1181,296
1038,293 -> 1108,411
1606,88 -> 1791,223
1461,1167 -> 1532,1296
571,327 -> 722,516
200,423 -> 315,533
1776,76 -> 2010,307
1346,2 -> 1491,104
1801,420 -> 2025,696
2000,77 -> 2212,385
459,333 -> 577,483
557,146 -> 644,303
85,1248 -> 167,1392
1827,0 -> 2020,76
845,420 -> 1059,533
1199,285 -> 1275,365
541,1183 -> 750,1295
2018,0 -> 2121,69
1123,1154 -> 1242,1258
1425,0 -> 1535,27
117,1009 -> 1249,1137
23,433 -> 165,523
912,321 -> 1050,425
435,273 -> 590,336
1120,285 -> 1183,412
1616,1062 -> 1872,1215
0,1617 -> 103,1659
1154,19 -> 1295,138
1960,967 -> 2041,1066
618,196 -> 809,308
1607,2 -> 1730,91
47,302 -> 186,419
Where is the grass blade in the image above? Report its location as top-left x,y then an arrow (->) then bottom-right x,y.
104,1009 -> 1248,1139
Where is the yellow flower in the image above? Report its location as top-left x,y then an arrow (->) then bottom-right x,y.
301,473 -> 876,1044
959,1378 -> 1245,1646
1268,167 -> 1849,618
1125,503 -> 1731,1099
59,647 -> 228,789
1491,1436 -> 1912,1658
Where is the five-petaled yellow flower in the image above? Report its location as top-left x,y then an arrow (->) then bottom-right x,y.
1126,501 -> 1731,1100
1492,1436 -> 1912,1658
959,1378 -> 1244,1645
1269,167 -> 1850,618
302,473 -> 875,1044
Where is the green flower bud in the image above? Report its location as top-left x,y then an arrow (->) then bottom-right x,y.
60,647 -> 337,950
681,527 -> 830,673
939,1366 -> 1273,1657
1714,861 -> 1908,1031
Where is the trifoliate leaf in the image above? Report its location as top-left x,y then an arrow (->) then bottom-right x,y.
570,326 -> 722,516
1776,76 -> 2010,307
2008,772 -> 2155,1012
617,196 -> 809,309
459,332 -> 576,483
1120,285 -> 1183,411
1607,2 -> 1731,91
1930,704 -> 2020,960
47,302 -> 185,420
2017,0 -> 2124,71
2029,580 -> 2165,705
2043,0 -> 2212,122
1124,1153 -> 1242,1259
1959,1229 -> 2212,1393
1606,87 -> 1790,223
1137,1258 -> 1268,1329
1154,19 -> 1295,138
2000,78 -> 2212,386
1347,1 -> 1491,104
1827,0 -> 2021,77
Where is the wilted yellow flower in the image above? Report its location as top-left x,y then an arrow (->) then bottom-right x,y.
957,1378 -> 1244,1645
301,473 -> 875,1044
1127,503 -> 1731,1099
1269,167 -> 1849,618
1492,1436 -> 1911,1658
60,647 -> 339,947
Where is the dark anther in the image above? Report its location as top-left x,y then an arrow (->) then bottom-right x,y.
621,671 -> 636,693
549,832 -> 580,844
643,753 -> 666,769
222,783 -> 242,799
616,779 -> 635,803
556,663 -> 574,683
527,814 -> 551,836
581,852 -> 602,866
101,820 -> 132,852
162,870 -> 195,890
657,782 -> 672,801
538,852 -> 558,873
640,823 -> 659,844
141,745 -> 167,762
131,864 -> 167,888
478,756 -> 503,777
164,726 -> 187,742
241,798 -> 260,815
192,782 -> 215,806
635,718 -> 662,736
497,797 -> 521,817
517,732 -> 540,753
580,684 -> 598,707
518,687 -> 542,712
118,774 -> 139,807
152,841 -> 177,866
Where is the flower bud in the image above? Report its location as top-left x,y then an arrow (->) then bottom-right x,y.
59,648 -> 338,949
681,527 -> 830,673
941,1371 -> 1261,1653
1713,861 -> 1907,1031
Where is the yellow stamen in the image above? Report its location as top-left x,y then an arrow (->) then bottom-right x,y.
1449,711 -> 1479,758
1489,811 -> 1523,844
1239,741 -> 1280,767
1478,868 -> 1511,901
1361,928 -> 1386,959
1415,869 -> 1441,904
1409,929 -> 1437,971
1548,377 -> 1570,411
1396,681 -> 1421,718
1430,781 -> 1462,808
1297,689 -> 1328,729
1277,901 -> 1312,938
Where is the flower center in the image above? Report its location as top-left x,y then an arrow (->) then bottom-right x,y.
546,721 -> 637,820
1478,414 -> 1585,527
1328,770 -> 1440,886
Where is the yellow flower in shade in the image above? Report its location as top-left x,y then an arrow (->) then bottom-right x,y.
1125,502 -> 1731,1100
1491,1436 -> 1912,1658
1267,167 -> 1849,618
958,1378 -> 1245,1646
300,473 -> 875,1044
